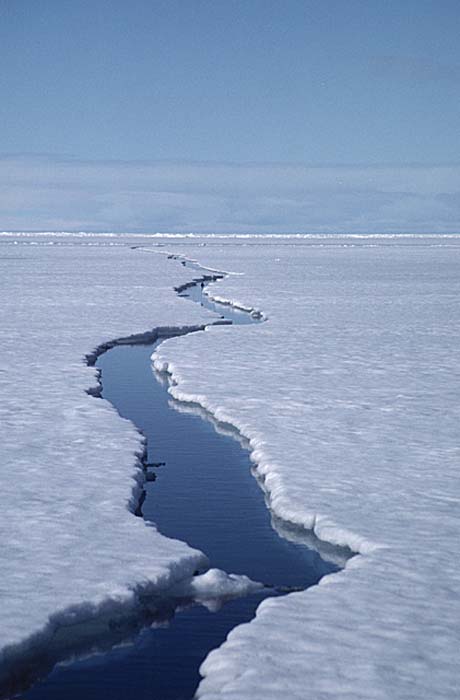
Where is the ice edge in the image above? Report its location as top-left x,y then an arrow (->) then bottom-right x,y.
152,356 -> 374,562
152,252 -> 381,561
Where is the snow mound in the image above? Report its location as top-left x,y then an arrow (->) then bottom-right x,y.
169,569 -> 263,610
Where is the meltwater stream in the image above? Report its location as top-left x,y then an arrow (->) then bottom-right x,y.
18,271 -> 340,700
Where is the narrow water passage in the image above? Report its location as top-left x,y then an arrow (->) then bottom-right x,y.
18,273 -> 341,700
178,283 -> 258,324
101,342 -> 335,589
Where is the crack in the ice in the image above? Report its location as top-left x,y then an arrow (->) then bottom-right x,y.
2,251 -> 349,700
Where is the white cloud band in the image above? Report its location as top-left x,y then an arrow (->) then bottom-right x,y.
1,155 -> 459,233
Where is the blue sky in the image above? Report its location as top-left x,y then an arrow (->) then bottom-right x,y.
1,0 -> 459,232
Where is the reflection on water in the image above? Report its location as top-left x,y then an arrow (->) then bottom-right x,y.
19,593 -> 277,700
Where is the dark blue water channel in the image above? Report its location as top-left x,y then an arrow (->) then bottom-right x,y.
17,275 -> 340,700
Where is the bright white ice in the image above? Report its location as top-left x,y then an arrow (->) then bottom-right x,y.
153,236 -> 460,699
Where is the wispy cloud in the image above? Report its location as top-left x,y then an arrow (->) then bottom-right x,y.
0,155 -> 459,233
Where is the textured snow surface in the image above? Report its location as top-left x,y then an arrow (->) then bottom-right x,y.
153,238 -> 460,699
0,238 -> 218,669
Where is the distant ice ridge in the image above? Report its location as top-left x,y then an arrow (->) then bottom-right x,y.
153,238 -> 460,699
0,241 -> 231,682
2,231 -> 460,241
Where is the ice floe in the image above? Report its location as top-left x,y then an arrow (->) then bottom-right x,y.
153,235 -> 460,699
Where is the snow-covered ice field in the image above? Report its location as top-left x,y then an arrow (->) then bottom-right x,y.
1,232 -> 460,699
154,235 -> 460,699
